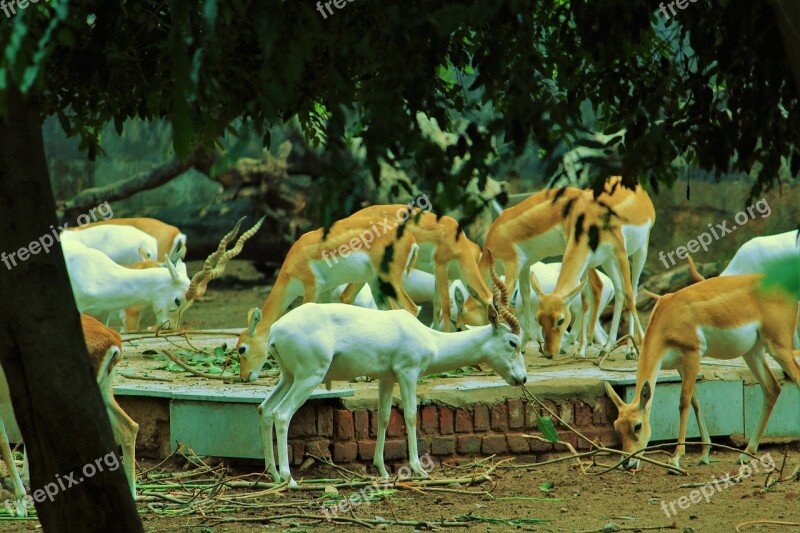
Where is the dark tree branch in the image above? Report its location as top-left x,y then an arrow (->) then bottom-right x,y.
59,144 -> 218,220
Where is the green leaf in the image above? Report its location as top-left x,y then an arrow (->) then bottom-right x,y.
537,416 -> 558,443
539,481 -> 555,493
213,346 -> 226,359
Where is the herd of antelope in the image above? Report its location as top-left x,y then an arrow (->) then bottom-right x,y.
2,175 -> 799,511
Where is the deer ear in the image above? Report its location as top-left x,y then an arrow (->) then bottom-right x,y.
529,271 -> 545,297
605,382 -> 625,409
165,256 -> 181,282
565,276 -> 587,302
138,247 -> 149,261
639,381 -> 652,410
247,308 -> 262,335
487,304 -> 499,329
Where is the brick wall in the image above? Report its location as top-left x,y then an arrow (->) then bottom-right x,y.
283,396 -> 620,468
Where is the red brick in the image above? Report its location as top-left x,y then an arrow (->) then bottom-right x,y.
578,428 -> 620,450
481,435 -> 507,455
457,435 -> 482,454
575,400 -> 593,427
317,406 -> 334,437
525,402 -> 540,428
507,434 -> 530,453
288,404 -> 316,437
529,437 -> 553,452
556,430 -> 578,450
369,411 -> 379,438
439,407 -> 454,434
508,400 -> 524,429
454,408 -> 472,433
420,406 -> 438,434
384,439 -> 407,460
358,440 -> 375,461
333,442 -> 358,462
335,409 -> 354,440
290,440 -> 305,465
474,405 -> 490,431
306,439 -> 331,460
558,400 -> 574,427
417,436 -> 432,455
431,436 -> 456,456
593,397 -> 614,425
388,408 -> 406,437
543,400 -> 558,424
491,402 -> 508,431
354,410 -> 370,439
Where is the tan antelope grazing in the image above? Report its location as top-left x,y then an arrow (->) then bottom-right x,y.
236,217 -> 420,382
688,230 -> 800,348
516,263 -> 612,357
478,187 -> 586,346
0,315 -> 138,515
237,256 -> 524,486
531,177 -> 655,358
606,274 -> 800,472
77,217 -> 187,260
346,205 -> 491,331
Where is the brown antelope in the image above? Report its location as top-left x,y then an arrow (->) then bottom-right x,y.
236,217 -> 420,382
0,315 -> 138,515
238,254 -> 524,486
77,217 -> 187,260
477,187 -> 585,346
531,177 -> 655,358
606,274 -> 800,472
346,205 -> 490,331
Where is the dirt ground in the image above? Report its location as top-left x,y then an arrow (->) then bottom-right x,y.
3,264 -> 798,531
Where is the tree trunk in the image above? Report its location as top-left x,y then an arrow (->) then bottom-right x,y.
0,88 -> 142,530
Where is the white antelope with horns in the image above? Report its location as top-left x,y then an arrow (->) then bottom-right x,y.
236,251 -> 525,486
606,274 -> 800,472
235,216 -> 421,382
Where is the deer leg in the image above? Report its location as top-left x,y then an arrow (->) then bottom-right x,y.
107,397 -> 139,499
338,283 -> 363,305
373,379 -> 394,479
272,373 -> 326,487
0,417 -> 26,517
434,265 -> 451,332
670,358 -> 700,473
599,258 -> 625,357
740,345 -> 781,464
397,373 -> 428,477
612,239 -> 641,360
258,374 -> 292,481
627,239 -> 648,353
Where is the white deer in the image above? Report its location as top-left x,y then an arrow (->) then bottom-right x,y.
61,225 -> 158,265
236,255 -> 526,486
62,239 -> 190,330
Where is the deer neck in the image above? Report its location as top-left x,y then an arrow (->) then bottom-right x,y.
425,327 -> 493,375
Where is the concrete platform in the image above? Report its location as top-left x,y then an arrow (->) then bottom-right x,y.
2,330 -> 798,466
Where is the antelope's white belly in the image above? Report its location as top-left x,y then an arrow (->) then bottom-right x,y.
310,251 -> 377,291
516,226 -> 567,266
697,323 -> 760,360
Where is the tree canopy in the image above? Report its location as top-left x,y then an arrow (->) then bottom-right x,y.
2,0 -> 798,224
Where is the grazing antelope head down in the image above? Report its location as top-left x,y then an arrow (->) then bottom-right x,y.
605,381 -> 652,470
531,275 -> 586,357
236,308 -> 266,382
